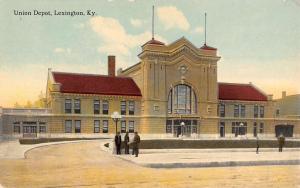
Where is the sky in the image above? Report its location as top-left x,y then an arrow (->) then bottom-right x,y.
0,0 -> 299,107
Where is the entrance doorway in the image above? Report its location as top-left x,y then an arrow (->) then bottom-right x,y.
219,122 -> 225,137
275,125 -> 293,137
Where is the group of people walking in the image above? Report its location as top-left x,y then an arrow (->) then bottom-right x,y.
114,131 -> 140,157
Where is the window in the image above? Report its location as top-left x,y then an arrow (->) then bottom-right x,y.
232,122 -> 236,134
120,101 -> 126,115
94,120 -> 100,133
168,84 -> 197,114
129,101 -> 135,115
192,120 -> 198,134
254,105 -> 258,118
13,122 -> 20,133
234,105 -> 239,117
121,121 -> 126,133
39,122 -> 46,133
75,120 -> 81,133
253,122 -> 257,137
39,126 -> 46,133
260,106 -> 264,118
103,120 -> 108,133
74,99 -> 81,114
102,100 -> 109,115
65,120 -> 72,133
219,104 -> 225,117
128,121 -> 134,133
276,109 -> 280,116
166,120 -> 172,133
65,99 -> 72,113
240,105 -> 246,117
259,123 -> 264,133
94,100 -> 100,114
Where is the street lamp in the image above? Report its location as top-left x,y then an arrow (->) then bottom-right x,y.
111,111 -> 122,134
180,122 -> 185,137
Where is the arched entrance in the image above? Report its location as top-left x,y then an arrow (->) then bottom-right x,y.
275,125 -> 294,137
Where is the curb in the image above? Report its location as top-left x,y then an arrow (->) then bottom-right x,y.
142,160 -> 300,168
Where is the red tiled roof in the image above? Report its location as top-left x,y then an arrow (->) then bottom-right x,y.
218,83 -> 268,101
143,38 -> 165,46
200,44 -> 217,51
52,72 -> 142,96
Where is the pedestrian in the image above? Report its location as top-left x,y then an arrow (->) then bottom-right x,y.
256,136 -> 259,154
278,134 -> 285,152
132,132 -> 140,157
114,132 -> 122,155
124,132 -> 130,154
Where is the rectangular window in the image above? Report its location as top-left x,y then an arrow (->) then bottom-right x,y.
65,120 -> 72,133
166,120 -> 172,133
129,101 -> 135,115
103,120 -> 108,133
254,105 -> 258,118
65,99 -> 72,113
39,125 -> 46,133
102,100 -> 109,115
234,104 -> 239,117
253,122 -> 257,137
94,120 -> 100,133
13,122 -> 20,133
276,109 -> 280,116
240,105 -> 246,117
128,121 -> 134,133
259,123 -> 264,133
260,106 -> 264,118
75,120 -> 81,133
232,122 -> 236,134
94,100 -> 100,114
192,120 -> 198,134
121,121 -> 126,133
74,99 -> 81,114
121,101 -> 126,115
219,104 -> 225,117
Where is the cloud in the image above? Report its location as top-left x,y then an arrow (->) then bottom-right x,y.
89,16 -> 167,68
192,26 -> 204,33
157,6 -> 190,31
54,48 -> 71,54
130,18 -> 143,27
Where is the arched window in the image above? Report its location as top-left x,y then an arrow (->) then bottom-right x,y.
168,84 -> 197,114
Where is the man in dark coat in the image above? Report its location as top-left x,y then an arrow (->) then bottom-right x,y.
124,132 -> 130,154
278,134 -> 285,152
256,136 -> 259,154
132,132 -> 140,157
114,132 -> 122,155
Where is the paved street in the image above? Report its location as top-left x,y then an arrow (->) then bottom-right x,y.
0,141 -> 299,188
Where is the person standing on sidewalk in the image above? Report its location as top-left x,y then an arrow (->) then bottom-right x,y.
278,134 -> 285,152
256,136 -> 259,154
132,132 -> 140,157
114,132 -> 122,155
124,132 -> 130,154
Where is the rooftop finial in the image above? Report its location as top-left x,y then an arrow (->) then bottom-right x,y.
204,12 -> 207,45
152,5 -> 155,40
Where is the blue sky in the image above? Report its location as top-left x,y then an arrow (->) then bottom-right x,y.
0,0 -> 299,107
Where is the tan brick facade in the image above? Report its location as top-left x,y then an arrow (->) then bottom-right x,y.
1,37 -> 299,139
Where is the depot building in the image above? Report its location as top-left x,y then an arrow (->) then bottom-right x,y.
1,37 -> 299,139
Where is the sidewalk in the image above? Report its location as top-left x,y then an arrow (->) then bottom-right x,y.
115,148 -> 300,168
0,139 -> 101,159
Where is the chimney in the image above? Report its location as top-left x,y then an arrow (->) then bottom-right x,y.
282,91 -> 286,98
108,55 -> 115,77
267,94 -> 273,101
